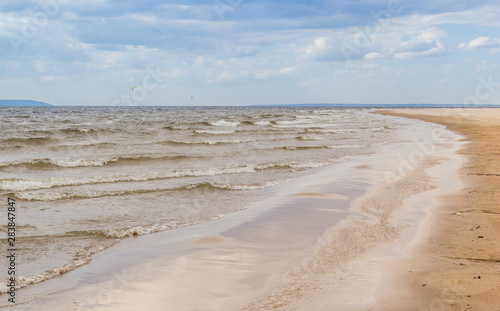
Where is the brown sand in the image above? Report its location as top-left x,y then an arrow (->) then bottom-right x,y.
376,109 -> 500,311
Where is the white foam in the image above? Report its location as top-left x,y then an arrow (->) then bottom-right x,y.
0,157 -> 120,168
0,241 -> 116,294
169,125 -> 188,130
252,121 -> 271,126
271,123 -> 334,129
16,178 -> 296,201
52,158 -> 119,167
194,129 -> 236,135
298,136 -> 329,141
0,165 -> 260,191
1,158 -> 366,191
209,120 -> 240,127
102,224 -> 174,238
211,178 -> 296,190
274,120 -> 313,125
328,144 -> 366,149
305,129 -> 342,134
168,138 -> 255,145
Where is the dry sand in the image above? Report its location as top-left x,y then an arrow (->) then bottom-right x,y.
376,109 -> 500,311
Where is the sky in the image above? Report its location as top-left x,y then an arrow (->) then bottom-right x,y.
0,0 -> 500,106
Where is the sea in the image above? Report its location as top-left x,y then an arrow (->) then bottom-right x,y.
0,106 -> 404,293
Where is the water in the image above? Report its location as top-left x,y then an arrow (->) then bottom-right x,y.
0,106 -> 403,292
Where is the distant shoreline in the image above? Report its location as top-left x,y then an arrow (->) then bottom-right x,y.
0,100 -> 53,107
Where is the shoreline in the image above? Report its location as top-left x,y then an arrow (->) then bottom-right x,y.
376,109 -> 500,310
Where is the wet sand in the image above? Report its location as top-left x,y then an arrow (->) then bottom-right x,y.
376,109 -> 500,311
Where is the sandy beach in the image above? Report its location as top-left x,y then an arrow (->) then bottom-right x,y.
376,109 -> 500,311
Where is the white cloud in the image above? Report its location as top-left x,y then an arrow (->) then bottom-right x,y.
300,24 -> 448,62
468,36 -> 491,48
393,44 -> 445,59
304,36 -> 347,62
294,1 -> 498,63
398,29 -> 445,52
392,28 -> 447,58
459,36 -> 500,54
364,52 -> 381,60
0,12 -> 35,36
417,5 -> 500,27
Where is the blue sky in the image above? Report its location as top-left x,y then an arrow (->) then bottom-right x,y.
1,0 -> 500,106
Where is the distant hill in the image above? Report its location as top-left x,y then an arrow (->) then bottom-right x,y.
0,100 -> 53,107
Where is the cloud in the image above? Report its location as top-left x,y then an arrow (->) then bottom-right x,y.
300,23 -> 448,62
303,35 -> 350,62
459,36 -> 500,54
364,52 -> 381,60
462,36 -> 500,55
392,28 -> 447,58
460,36 -> 498,48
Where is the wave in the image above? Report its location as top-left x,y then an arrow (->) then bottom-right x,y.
0,240 -> 117,294
252,121 -> 271,126
1,159 -> 351,191
0,215 -> 220,293
208,120 -> 240,127
253,159 -> 351,170
0,141 -> 117,153
165,138 -> 255,145
303,126 -> 388,134
100,224 -> 177,238
59,128 -> 111,135
0,158 -> 119,168
0,155 -> 195,169
194,129 -> 236,135
0,166 -> 257,191
19,127 -> 115,136
296,136 -> 329,141
273,120 -> 313,125
163,125 -> 188,130
270,123 -> 335,129
280,146 -> 331,150
1,137 -> 53,145
76,214 -> 222,239
328,144 -> 366,149
280,144 -> 374,150
12,178 -> 297,201
240,120 -> 271,126
241,120 -> 275,126
304,129 -> 341,134
25,129 -> 54,135
97,214 -> 223,238
0,214 -> 224,292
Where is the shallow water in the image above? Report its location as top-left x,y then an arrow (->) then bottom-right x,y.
0,106 -> 403,293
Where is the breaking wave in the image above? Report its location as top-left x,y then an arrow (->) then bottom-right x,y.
208,120 -> 240,127
1,160 -> 353,191
0,155 -> 196,169
13,178 -> 296,201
